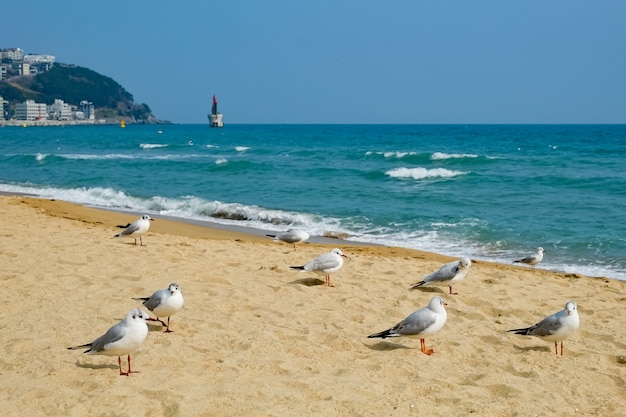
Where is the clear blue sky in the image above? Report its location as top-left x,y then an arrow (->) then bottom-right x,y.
4,1 -> 626,124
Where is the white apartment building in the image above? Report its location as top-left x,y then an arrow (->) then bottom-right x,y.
48,99 -> 72,121
0,48 -> 24,61
14,100 -> 49,121
23,54 -> 55,65
0,96 -> 6,120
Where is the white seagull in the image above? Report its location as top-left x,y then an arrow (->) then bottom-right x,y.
133,283 -> 184,332
368,296 -> 448,355
290,248 -> 346,287
513,247 -> 545,267
266,228 -> 310,251
507,301 -> 580,355
113,214 -> 154,246
67,308 -> 150,376
410,258 -> 472,295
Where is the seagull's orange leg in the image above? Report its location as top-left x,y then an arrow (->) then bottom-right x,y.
326,275 -> 335,287
127,355 -> 140,374
420,338 -> 434,355
118,356 -> 127,376
164,316 -> 173,333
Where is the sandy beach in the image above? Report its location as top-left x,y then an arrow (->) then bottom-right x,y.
1,195 -> 625,416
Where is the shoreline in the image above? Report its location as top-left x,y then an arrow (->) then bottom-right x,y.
11,194 -> 380,247
10,192 -> 616,281
1,194 -> 626,415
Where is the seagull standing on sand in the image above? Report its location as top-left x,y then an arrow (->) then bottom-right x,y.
266,229 -> 310,251
133,283 -> 184,332
290,248 -> 346,287
513,247 -> 545,267
113,214 -> 154,246
368,296 -> 448,355
410,258 -> 472,295
507,301 -> 580,355
67,308 -> 150,376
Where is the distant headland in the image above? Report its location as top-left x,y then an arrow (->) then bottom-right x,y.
0,47 -> 170,125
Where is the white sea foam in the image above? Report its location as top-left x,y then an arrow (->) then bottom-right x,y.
235,146 -> 250,152
431,152 -> 478,160
386,167 -> 467,180
35,153 -> 47,161
140,143 -> 168,149
366,151 -> 417,158
1,181 -> 624,281
60,153 -> 136,160
215,157 -> 228,165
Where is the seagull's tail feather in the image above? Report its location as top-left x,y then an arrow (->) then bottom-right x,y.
67,343 -> 92,353
132,297 -> 150,303
507,327 -> 531,335
367,329 -> 396,339
266,234 -> 277,238
409,280 -> 427,290
290,266 -> 305,271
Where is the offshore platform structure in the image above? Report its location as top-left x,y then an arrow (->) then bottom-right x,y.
208,95 -> 224,127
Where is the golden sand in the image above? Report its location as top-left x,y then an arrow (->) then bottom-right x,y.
0,196 -> 625,416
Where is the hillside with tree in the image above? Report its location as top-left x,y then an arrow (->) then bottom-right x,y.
0,63 -> 167,123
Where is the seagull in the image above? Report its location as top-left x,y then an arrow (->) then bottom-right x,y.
290,248 -> 346,287
266,229 -> 310,251
133,283 -> 184,332
410,258 -> 471,295
513,247 -> 545,267
67,308 -> 150,376
113,214 -> 154,246
507,301 -> 580,355
368,296 -> 448,355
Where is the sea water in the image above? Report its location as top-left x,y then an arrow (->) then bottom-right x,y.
1,124 -> 624,280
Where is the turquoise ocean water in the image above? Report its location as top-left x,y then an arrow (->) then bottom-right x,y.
1,124 -> 624,280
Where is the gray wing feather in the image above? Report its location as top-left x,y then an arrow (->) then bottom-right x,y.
89,322 -> 127,352
141,289 -> 167,311
423,261 -> 459,283
308,253 -> 338,271
524,315 -> 563,336
119,222 -> 140,236
509,312 -> 563,337
277,231 -> 300,243
393,309 -> 437,336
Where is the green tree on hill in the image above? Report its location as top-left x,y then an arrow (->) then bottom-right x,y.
0,63 -> 162,123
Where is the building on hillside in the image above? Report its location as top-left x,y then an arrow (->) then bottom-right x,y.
23,54 -> 55,74
0,65 -> 5,80
0,96 -> 6,121
48,99 -> 72,121
14,100 -> 48,121
79,100 -> 95,121
0,48 -> 24,61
